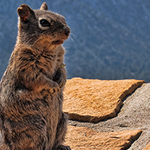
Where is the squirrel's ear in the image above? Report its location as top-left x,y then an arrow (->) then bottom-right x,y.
40,2 -> 48,10
17,4 -> 34,23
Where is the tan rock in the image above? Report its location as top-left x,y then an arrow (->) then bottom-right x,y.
63,78 -> 144,122
143,143 -> 150,150
64,126 -> 142,150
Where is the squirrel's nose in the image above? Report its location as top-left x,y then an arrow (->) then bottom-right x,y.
64,26 -> 70,36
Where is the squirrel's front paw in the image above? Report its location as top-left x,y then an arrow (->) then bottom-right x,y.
53,68 -> 66,89
49,82 -> 60,94
58,78 -> 66,89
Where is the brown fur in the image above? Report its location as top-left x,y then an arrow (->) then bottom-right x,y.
0,2 -> 70,150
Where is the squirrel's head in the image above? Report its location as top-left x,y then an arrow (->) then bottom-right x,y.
17,2 -> 70,48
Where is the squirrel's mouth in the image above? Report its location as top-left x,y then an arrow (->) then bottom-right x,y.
52,40 -> 64,45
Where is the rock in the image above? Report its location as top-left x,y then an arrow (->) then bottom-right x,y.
68,82 -> 150,149
143,143 -> 150,150
63,78 -> 144,122
64,126 -> 142,150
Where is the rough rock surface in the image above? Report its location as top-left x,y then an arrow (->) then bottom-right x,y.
65,80 -> 150,150
143,143 -> 150,150
63,78 -> 144,122
64,126 -> 142,150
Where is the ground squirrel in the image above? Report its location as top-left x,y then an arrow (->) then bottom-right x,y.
0,2 -> 71,150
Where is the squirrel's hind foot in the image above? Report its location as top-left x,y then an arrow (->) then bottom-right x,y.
57,145 -> 71,150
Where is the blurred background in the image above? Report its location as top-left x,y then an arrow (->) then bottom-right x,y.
1,0 -> 150,82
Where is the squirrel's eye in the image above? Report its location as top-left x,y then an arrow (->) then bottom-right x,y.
40,19 -> 51,27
